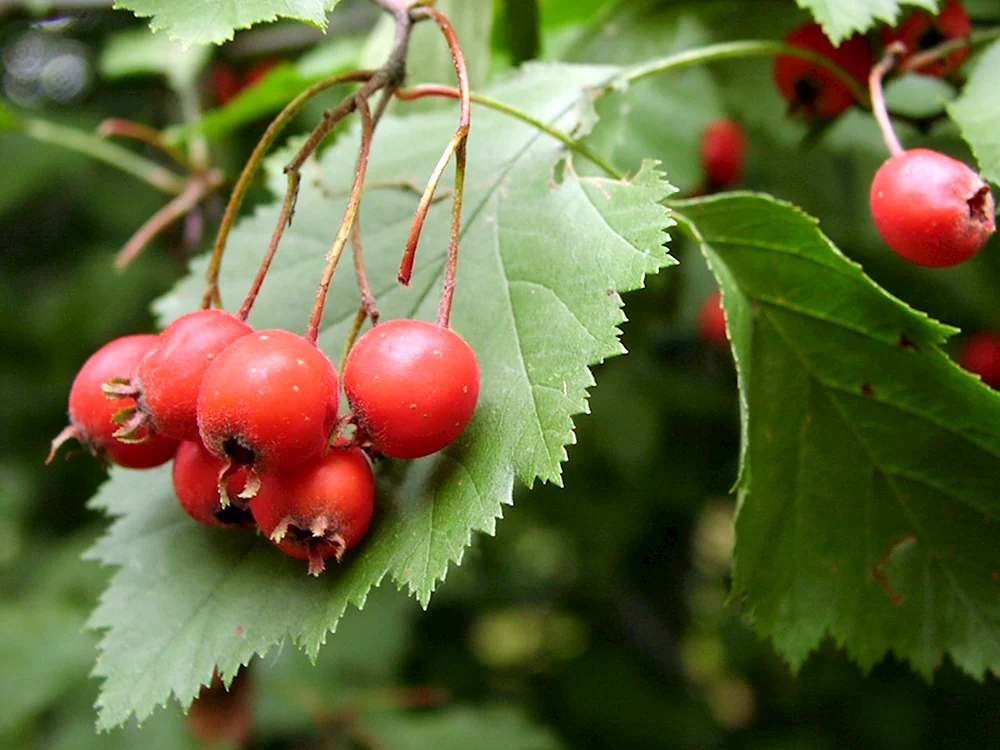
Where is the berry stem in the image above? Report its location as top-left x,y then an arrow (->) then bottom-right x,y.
398,6 -> 471,290
437,139 -> 466,328
306,96 -> 375,344
201,69 -> 377,311
351,215 -> 380,325
898,27 -> 1000,73
115,170 -> 224,269
96,118 -> 189,167
870,43 -> 906,158
339,306 -> 369,376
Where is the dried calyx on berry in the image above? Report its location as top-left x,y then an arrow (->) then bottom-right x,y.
773,22 -> 872,118
882,0 -> 972,77
172,441 -> 268,529
48,334 -> 178,469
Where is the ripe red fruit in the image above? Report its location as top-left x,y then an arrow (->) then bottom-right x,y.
172,441 -> 271,528
701,120 -> 746,189
959,332 -> 1000,389
197,330 -> 340,497
698,290 -> 728,344
343,319 -> 480,459
108,309 -> 253,442
882,0 -> 971,77
210,62 -> 242,105
251,447 -> 375,576
48,335 -> 179,469
773,22 -> 873,118
243,58 -> 280,88
870,148 -> 995,267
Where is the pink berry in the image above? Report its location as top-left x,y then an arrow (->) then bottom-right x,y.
701,120 -> 746,189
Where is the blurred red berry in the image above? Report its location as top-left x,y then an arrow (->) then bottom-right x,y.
959,332 -> 1000,388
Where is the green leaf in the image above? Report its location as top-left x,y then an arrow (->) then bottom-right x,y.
0,99 -> 21,132
113,0 -> 339,46
99,28 -> 210,89
795,0 -> 938,43
362,705 -> 564,750
948,39 -> 1000,186
87,63 -> 675,729
674,193 -> 1000,678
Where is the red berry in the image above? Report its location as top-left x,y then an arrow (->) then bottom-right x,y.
870,148 -> 995,267
124,309 -> 253,442
48,335 -> 179,469
197,330 -> 340,496
342,319 -> 480,460
701,120 -> 746,189
172,441 -> 269,529
210,62 -> 242,105
250,447 -> 375,576
773,22 -> 873,118
882,0 -> 971,77
243,58 -> 280,87
959,332 -> 1000,389
698,290 -> 728,344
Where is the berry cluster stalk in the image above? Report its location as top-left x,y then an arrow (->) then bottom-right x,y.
869,43 -> 906,158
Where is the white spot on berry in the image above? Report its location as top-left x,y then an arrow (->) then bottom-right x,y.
410,403 -> 417,410
463,385 -> 468,393
293,385 -> 300,392
433,349 -> 441,356
260,335 -> 269,340
297,359 -> 305,365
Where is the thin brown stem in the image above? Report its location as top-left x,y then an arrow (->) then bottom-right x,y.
339,305 -> 369,375
236,170 -> 300,321
870,43 -> 906,158
115,170 -> 223,269
306,96 -> 375,344
898,27 -> 1000,74
200,69 -> 376,310
398,5 -> 471,294
437,138 -> 466,327
351,215 -> 379,324
96,118 -> 189,167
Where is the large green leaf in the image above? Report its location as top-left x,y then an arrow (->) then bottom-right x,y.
99,28 -> 210,89
948,39 -> 1000,187
795,0 -> 937,43
361,706 -> 564,750
113,0 -> 339,45
674,193 -> 1000,678
86,63 -> 675,729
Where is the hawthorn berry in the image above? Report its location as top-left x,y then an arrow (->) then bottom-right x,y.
197,329 -> 340,498
698,290 -> 728,344
959,332 -> 1000,389
773,22 -> 873,118
701,120 -> 746,190
106,309 -> 253,442
172,441 -> 271,529
870,148 -> 995,267
250,447 -> 375,576
343,319 -> 480,460
882,0 -> 971,77
210,62 -> 242,105
48,334 -> 179,469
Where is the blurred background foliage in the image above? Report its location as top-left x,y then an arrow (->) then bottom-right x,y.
1,0 -> 999,747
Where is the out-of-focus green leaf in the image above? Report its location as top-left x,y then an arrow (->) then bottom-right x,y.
0,99 -> 21,132
113,0 -> 340,45
676,192 -> 1000,679
948,39 -> 1000,186
99,28 -> 210,89
363,706 -> 564,750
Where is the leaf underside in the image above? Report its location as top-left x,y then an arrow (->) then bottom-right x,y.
795,0 -> 937,44
86,63 -> 676,729
677,193 -> 1000,680
112,0 -> 339,45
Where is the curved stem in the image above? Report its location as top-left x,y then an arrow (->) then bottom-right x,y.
613,40 -> 870,108
870,44 -> 906,158
22,117 -> 186,195
339,305 -> 368,375
351,216 -> 379,324
115,170 -> 223,269
306,95 -> 374,344
898,27 -> 1000,74
200,69 -> 376,310
436,138 -> 466,327
96,118 -> 189,167
396,85 -> 623,179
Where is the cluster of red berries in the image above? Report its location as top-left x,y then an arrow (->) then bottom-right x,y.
49,310 -> 479,576
765,2 -> 996,268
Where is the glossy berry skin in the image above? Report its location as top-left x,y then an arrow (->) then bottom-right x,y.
172,441 -> 273,528
870,149 -> 995,267
773,22 -> 873,118
698,290 -> 728,344
251,447 -> 375,576
959,332 -> 1000,389
343,319 -> 480,460
52,335 -> 179,468
197,330 -> 340,479
701,120 -> 746,189
882,0 -> 971,77
134,309 -> 253,441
